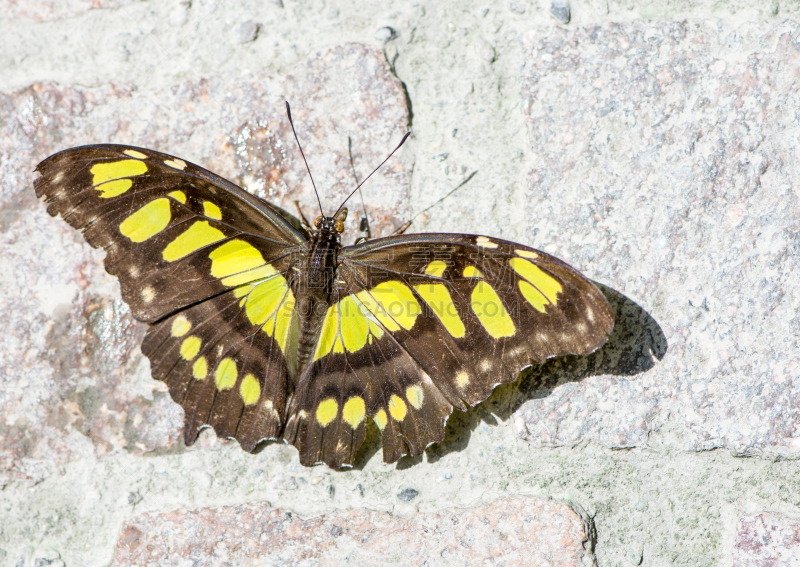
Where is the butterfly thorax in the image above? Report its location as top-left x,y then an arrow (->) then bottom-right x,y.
292,219 -> 343,379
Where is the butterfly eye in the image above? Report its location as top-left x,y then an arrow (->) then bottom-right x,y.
313,216 -> 323,228
334,220 -> 344,233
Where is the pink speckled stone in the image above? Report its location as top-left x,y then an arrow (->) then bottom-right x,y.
732,512 -> 800,567
114,497 -> 594,566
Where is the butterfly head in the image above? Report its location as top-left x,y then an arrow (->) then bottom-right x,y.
313,208 -> 347,238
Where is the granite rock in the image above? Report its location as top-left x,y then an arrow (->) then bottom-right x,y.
515,20 -> 800,460
114,496 -> 595,566
732,511 -> 800,566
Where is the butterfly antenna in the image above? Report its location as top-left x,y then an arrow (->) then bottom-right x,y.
286,101 -> 324,216
334,132 -> 411,218
348,136 -> 371,238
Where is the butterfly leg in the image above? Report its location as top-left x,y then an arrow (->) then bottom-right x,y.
347,136 -> 373,242
390,220 -> 413,236
368,171 -> 477,242
294,200 -> 313,232
353,217 -> 410,244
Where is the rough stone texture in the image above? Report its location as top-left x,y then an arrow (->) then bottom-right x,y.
516,20 -> 800,459
732,512 -> 800,566
0,0 -> 135,22
114,497 -> 594,567
2,2 -> 800,567
0,44 -> 408,486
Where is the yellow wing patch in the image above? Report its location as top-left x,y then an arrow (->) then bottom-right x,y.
471,280 -> 515,338
234,274 -> 296,354
210,239 -> 278,287
215,357 -> 237,390
168,190 -> 187,204
463,265 -> 483,278
389,394 -> 407,421
119,198 -> 171,243
313,281 -> 423,362
90,159 -> 148,198
414,281 -> 465,338
180,336 -> 202,360
203,201 -> 222,220
518,281 -> 549,312
192,357 -> 208,380
355,281 -> 420,332
423,260 -> 447,278
342,396 -> 366,428
373,409 -> 388,430
510,258 -> 562,310
239,374 -> 261,405
316,398 -> 338,427
162,221 -> 226,262
413,260 -> 465,337
313,295 -> 385,361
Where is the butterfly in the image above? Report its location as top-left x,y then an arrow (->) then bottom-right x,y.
33,111 -> 614,469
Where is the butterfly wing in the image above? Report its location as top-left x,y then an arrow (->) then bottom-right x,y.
284,233 -> 614,468
35,144 -> 304,450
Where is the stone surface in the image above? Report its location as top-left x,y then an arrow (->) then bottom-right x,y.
2,2 -> 800,567
114,497 -> 594,566
0,0 -> 134,22
516,20 -> 800,460
551,0 -> 571,24
732,512 -> 800,566
0,44 -> 408,485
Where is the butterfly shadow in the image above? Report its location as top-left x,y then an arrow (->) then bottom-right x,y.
414,284 -> 668,466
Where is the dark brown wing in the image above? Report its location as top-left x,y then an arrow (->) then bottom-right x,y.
34,144 -> 304,451
283,233 -> 614,468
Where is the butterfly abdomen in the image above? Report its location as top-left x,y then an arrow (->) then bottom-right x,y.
292,230 -> 342,378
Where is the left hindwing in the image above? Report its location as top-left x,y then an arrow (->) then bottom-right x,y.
285,233 -> 614,468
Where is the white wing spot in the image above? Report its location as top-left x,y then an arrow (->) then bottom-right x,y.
164,158 -> 187,170
476,236 -> 499,249
479,359 -> 492,372
141,286 -> 155,303
516,249 -> 539,259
